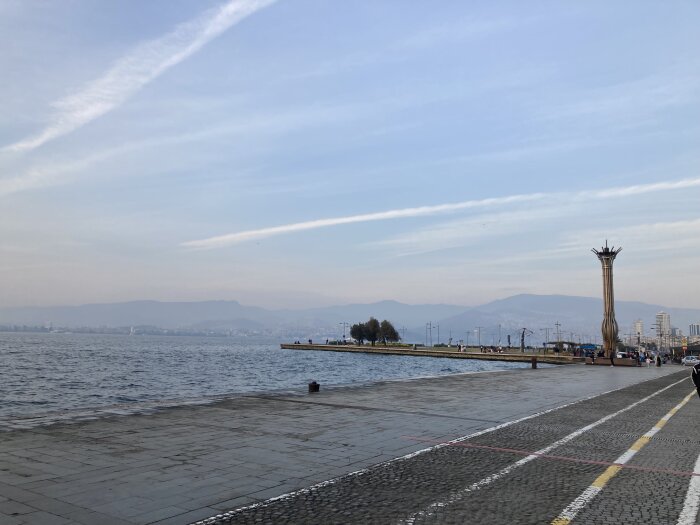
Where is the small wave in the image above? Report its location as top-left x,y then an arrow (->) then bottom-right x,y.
114,396 -> 139,403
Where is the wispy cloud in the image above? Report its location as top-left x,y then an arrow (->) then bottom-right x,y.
0,150 -> 117,197
370,206 -> 570,257
182,193 -> 547,249
536,65 -> 700,127
182,176 -> 700,249
562,217 -> 700,254
0,101 -> 366,197
2,0 -> 276,153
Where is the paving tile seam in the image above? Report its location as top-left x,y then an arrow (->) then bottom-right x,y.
479,421 -> 700,446
247,396 -> 504,424
402,435 -> 700,478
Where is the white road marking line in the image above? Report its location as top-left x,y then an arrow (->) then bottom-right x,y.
400,377 -> 689,524
190,374 -> 685,525
551,390 -> 695,524
678,452 -> 700,525
192,392 -> 596,525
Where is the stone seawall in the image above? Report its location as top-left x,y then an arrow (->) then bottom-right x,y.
280,343 -> 583,365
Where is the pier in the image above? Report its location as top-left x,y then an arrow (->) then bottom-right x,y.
281,343 -> 583,365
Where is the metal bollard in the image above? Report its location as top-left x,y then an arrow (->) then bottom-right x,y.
308,381 -> 320,393
531,356 -> 537,369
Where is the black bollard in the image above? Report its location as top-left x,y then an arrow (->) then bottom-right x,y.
531,356 -> 537,369
308,381 -> 320,393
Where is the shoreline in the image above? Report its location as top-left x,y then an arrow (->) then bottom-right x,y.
281,342 -> 583,364
0,365 -> 687,524
0,360 -> 541,432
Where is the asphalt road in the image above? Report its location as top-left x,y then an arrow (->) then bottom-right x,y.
197,370 -> 699,525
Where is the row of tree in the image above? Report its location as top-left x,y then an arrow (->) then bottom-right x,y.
350,317 -> 400,346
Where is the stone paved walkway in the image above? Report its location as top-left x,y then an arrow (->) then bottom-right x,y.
0,364 -> 685,524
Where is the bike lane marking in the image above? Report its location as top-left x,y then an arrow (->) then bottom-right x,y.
189,373 -> 686,525
677,451 -> 700,525
551,389 -> 695,525
400,377 -> 689,525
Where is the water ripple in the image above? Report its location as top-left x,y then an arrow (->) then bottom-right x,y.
0,332 -> 540,426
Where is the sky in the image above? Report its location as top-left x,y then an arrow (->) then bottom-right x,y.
1,1 -> 699,310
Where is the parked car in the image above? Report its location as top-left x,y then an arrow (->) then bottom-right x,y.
682,355 -> 699,366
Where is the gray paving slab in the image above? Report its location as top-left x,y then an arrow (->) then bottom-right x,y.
204,371 -> 696,524
0,364 -> 683,524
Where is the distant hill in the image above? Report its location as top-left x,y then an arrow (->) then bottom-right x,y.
1,294 -> 698,342
429,294 -> 700,345
0,300 -> 280,330
278,300 -> 466,328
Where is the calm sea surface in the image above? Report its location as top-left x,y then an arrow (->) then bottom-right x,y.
1,332 -> 540,425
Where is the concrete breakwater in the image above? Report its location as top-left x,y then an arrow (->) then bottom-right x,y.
281,343 -> 583,365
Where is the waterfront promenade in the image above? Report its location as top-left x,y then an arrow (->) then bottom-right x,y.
281,343 -> 583,365
0,365 -> 696,524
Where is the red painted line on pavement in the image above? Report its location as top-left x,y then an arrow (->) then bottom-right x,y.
403,435 -> 700,477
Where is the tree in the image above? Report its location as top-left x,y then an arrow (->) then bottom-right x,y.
380,320 -> 400,344
350,323 -> 365,344
365,317 -> 381,346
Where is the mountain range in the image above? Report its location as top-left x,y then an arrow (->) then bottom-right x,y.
2,294 -> 699,343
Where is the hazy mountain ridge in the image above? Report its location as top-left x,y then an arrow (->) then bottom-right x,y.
1,295 -> 699,340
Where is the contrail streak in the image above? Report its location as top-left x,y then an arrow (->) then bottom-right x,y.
3,0 -> 276,153
182,176 -> 700,249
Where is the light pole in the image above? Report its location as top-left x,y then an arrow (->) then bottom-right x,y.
540,327 -> 550,353
339,322 -> 349,340
475,326 -> 482,347
651,325 -> 662,366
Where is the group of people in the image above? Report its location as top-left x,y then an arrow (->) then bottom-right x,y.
456,344 -> 504,353
590,349 -> 664,367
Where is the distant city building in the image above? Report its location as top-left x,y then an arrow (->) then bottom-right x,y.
690,323 -> 700,336
656,311 -> 671,337
671,327 -> 683,337
633,319 -> 644,338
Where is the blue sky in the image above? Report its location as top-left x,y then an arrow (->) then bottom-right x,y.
1,1 -> 699,309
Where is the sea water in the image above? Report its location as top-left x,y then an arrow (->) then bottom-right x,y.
0,332 -> 540,426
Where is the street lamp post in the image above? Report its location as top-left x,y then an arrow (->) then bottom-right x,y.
539,327 -> 551,354
651,325 -> 662,366
475,326 -> 482,347
339,322 -> 349,341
